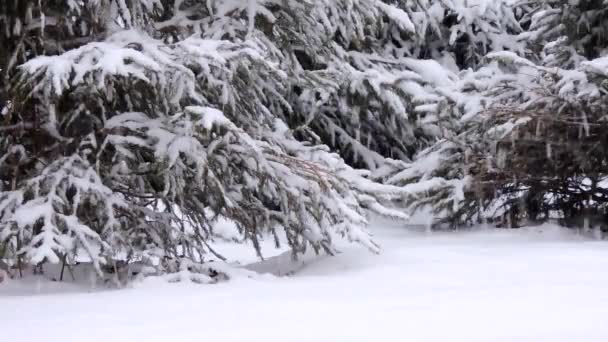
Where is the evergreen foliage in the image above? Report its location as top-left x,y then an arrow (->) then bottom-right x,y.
0,0 -> 411,281
390,0 -> 608,229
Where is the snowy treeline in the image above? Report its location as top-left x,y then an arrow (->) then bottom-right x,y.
1,0 -> 607,281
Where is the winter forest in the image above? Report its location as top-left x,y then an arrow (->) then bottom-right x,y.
2,0 -> 608,339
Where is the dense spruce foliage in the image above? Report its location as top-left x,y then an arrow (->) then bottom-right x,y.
0,0 -> 414,281
386,0 -> 608,230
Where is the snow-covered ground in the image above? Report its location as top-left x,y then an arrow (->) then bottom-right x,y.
2,219 -> 608,342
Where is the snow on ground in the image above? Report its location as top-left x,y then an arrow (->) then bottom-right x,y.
2,218 -> 608,342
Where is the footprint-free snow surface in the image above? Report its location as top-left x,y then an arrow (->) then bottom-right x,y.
2,219 -> 608,342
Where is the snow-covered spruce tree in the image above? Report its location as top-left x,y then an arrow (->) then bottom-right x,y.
367,0 -> 529,195
0,0 -> 409,282
385,0 -> 608,228
151,0 -> 524,173
156,0 -> 476,169
474,0 -> 608,228
289,0 -> 525,168
260,0 -> 527,172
